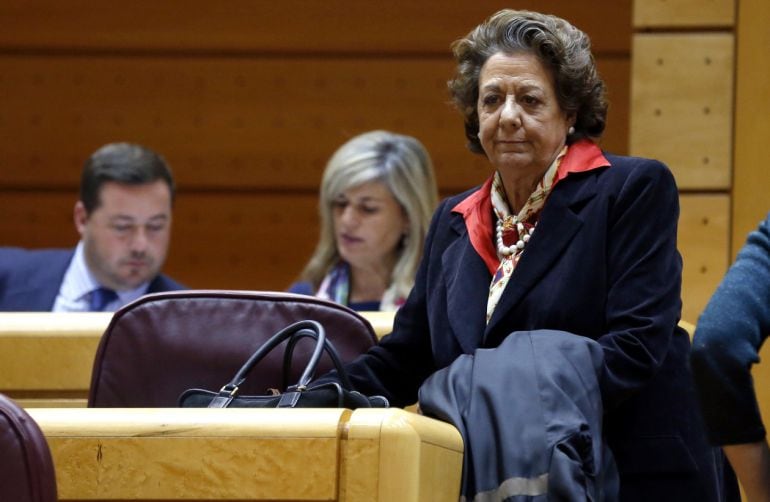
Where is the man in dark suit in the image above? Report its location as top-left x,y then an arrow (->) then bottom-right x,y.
0,142 -> 185,312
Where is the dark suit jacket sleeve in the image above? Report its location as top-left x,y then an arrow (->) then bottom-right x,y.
690,213 -> 770,445
597,158 -> 684,408
0,247 -> 72,311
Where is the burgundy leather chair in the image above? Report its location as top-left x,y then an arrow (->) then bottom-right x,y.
88,290 -> 379,407
0,394 -> 58,502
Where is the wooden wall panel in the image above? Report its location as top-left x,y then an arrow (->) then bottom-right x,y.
0,195 -> 74,246
679,194 -> 730,323
0,1 -> 631,294
630,33 -> 733,190
633,0 -> 735,28
732,0 -> 770,256
169,193 -> 319,290
601,59 -> 631,157
0,0 -> 630,55
0,57 -> 629,193
0,56 -> 478,192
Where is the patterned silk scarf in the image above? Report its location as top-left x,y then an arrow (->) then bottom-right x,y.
316,261 -> 405,311
486,146 -> 568,323
317,261 -> 350,306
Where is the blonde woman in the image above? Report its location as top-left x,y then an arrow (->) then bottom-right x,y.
289,130 -> 438,311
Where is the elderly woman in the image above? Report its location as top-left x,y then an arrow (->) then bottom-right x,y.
290,130 -> 438,311
325,10 -> 735,500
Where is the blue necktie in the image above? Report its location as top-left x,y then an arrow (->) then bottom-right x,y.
89,287 -> 118,312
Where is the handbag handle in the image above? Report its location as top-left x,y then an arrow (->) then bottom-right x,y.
213,320 -> 326,405
281,329 -> 355,391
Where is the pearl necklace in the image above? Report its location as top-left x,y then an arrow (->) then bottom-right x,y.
496,216 -> 535,257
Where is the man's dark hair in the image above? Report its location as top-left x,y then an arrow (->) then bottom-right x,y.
80,142 -> 175,213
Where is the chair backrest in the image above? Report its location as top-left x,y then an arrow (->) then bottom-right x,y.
0,393 -> 58,502
88,290 -> 379,407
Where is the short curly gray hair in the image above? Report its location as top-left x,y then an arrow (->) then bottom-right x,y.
449,9 -> 608,154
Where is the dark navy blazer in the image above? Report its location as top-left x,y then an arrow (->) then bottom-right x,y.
0,247 -> 184,311
340,154 -> 735,501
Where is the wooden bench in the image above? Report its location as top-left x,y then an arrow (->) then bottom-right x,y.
28,407 -> 463,501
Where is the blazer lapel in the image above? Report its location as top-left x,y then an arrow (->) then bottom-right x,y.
444,212 -> 491,354
485,173 -> 599,336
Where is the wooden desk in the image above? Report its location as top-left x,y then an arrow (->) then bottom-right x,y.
28,407 -> 463,501
0,311 -> 394,408
2,312 -> 697,409
0,313 -> 111,407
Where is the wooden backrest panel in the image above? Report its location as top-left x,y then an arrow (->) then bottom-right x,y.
0,56 -> 629,192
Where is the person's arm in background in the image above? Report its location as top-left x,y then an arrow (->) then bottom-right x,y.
723,442 -> 770,501
691,213 -> 770,501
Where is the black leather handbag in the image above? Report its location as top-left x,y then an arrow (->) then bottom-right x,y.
178,320 -> 388,409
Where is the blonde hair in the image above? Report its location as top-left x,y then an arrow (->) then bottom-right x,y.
299,130 -> 438,307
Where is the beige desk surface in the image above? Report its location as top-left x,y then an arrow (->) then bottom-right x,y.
28,407 -> 463,501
